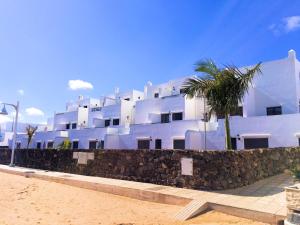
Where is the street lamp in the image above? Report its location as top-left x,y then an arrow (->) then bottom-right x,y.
0,101 -> 19,166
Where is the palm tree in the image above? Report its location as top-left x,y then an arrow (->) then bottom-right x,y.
26,125 -> 38,148
182,59 -> 261,150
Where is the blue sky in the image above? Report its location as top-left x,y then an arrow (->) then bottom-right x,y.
0,0 -> 300,124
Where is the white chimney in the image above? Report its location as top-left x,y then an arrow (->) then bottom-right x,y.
288,49 -> 296,59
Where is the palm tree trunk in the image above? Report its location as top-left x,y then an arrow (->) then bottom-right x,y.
224,113 -> 232,150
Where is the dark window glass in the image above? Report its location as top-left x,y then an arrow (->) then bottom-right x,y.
89,141 -> 97,149
47,141 -> 54,149
124,98 -> 130,101
161,113 -> 170,123
155,139 -> 162,149
83,105 -> 88,108
72,123 -> 77,129
113,118 -> 120,126
231,138 -> 237,150
173,139 -> 185,149
172,112 -> 183,121
231,106 -> 243,116
266,106 -> 282,116
154,93 -> 159,98
137,140 -> 150,149
66,123 -> 70,130
244,138 -> 269,149
299,138 -> 300,146
72,141 -> 79,149
36,142 -> 41,149
105,119 -> 110,127
100,140 -> 105,149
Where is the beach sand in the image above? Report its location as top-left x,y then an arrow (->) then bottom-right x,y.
0,171 -> 265,225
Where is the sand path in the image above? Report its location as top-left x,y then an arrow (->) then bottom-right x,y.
0,172 -> 265,225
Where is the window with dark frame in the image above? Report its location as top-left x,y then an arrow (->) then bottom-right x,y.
154,93 -> 159,98
244,138 -> 269,149
113,118 -> 120,126
89,141 -> 97,149
72,141 -> 79,149
266,106 -> 282,116
47,141 -> 54,149
72,123 -> 77,129
104,119 -> 110,127
161,113 -> 170,123
137,140 -> 150,149
155,139 -> 162,149
36,142 -> 41,149
173,139 -> 185,149
66,123 -> 70,130
172,112 -> 183,121
100,140 -> 105,149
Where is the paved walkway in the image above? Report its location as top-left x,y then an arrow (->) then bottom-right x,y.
0,165 -> 294,225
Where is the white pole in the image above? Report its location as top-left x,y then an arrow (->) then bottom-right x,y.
10,101 -> 19,167
203,97 -> 207,151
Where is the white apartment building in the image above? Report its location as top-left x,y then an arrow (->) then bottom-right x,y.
14,50 -> 300,150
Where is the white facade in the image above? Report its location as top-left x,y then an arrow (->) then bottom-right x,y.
14,50 -> 300,151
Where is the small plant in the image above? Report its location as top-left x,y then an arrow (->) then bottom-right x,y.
290,164 -> 300,180
57,138 -> 71,150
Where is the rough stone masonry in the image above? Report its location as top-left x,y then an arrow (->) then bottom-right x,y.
0,147 -> 299,190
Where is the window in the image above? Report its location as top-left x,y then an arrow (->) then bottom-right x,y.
137,140 -> 150,149
231,138 -> 237,150
66,123 -> 70,130
231,106 -> 243,116
173,139 -> 185,149
47,141 -> 54,149
105,119 -> 110,127
266,106 -> 282,116
36,142 -> 41,149
83,105 -> 88,108
244,138 -> 269,149
72,141 -> 79,149
124,98 -> 130,101
89,141 -> 98,149
72,123 -> 77,129
161,113 -> 170,123
154,93 -> 159,98
16,142 -> 21,149
298,138 -> 300,146
99,140 -> 105,149
113,118 -> 120,126
172,112 -> 183,121
155,139 -> 162,149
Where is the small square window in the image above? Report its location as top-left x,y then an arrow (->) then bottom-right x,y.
72,123 -> 77,129
161,113 -> 170,123
172,112 -> 183,121
89,141 -> 97,149
47,141 -> 54,149
104,119 -> 110,127
66,123 -> 70,130
72,141 -> 79,149
113,118 -> 120,126
154,93 -> 159,98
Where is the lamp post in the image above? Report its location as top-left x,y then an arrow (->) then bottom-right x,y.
0,101 -> 19,166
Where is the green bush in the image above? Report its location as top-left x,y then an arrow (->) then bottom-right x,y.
290,164 -> 300,179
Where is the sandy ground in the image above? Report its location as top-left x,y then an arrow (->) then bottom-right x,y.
0,172 -> 265,225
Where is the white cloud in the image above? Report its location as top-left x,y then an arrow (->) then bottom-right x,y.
284,16 -> 300,32
269,15 -> 300,35
0,115 -> 12,124
17,89 -> 24,96
68,80 -> 93,90
25,107 -> 44,116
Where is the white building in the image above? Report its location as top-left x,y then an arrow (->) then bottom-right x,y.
14,50 -> 300,150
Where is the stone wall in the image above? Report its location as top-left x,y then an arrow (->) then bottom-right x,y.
0,147 -> 299,190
